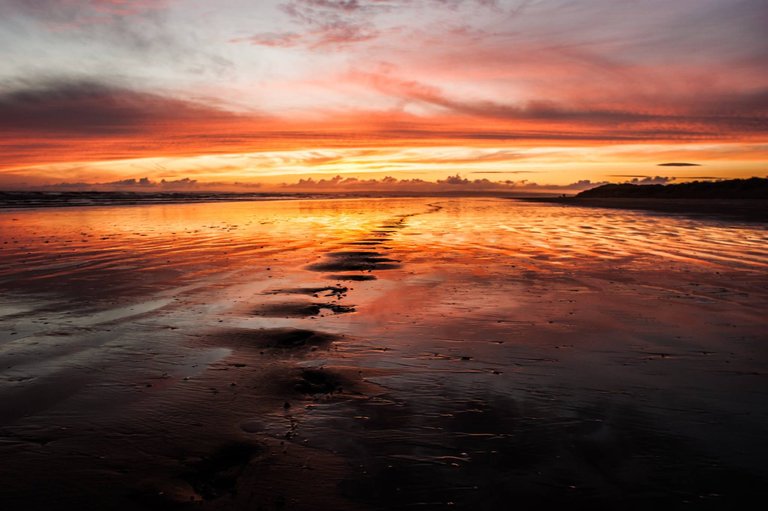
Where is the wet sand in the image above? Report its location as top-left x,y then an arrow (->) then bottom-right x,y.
523,197 -> 768,222
1,197 -> 766,510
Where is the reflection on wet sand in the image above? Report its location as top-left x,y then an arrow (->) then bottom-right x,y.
0,198 -> 766,510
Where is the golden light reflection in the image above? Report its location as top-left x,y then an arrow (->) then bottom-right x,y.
2,198 -> 766,298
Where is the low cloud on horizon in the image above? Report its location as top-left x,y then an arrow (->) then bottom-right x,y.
607,175 -> 677,185
17,174 -> 711,195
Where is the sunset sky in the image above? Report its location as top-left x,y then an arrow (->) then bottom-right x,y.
1,0 -> 766,192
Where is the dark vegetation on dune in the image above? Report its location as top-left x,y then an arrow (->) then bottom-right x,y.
0,190 -> 300,208
577,177 -> 768,199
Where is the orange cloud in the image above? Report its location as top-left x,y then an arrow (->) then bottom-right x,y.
1,76 -> 766,187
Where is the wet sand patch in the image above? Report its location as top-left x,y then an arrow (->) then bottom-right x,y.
306,255 -> 400,272
266,285 -> 348,299
294,368 -> 347,395
325,274 -> 378,281
308,261 -> 400,272
327,250 -> 387,258
210,327 -> 340,350
270,365 -> 388,399
251,301 -> 355,317
146,438 -> 359,510
333,394 -> 765,510
182,442 -> 262,501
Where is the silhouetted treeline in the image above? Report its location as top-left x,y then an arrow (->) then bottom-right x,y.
577,177 -> 768,199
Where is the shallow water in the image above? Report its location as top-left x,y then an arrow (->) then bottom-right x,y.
1,198 -> 766,509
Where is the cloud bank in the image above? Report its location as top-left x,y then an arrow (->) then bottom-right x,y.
0,1 -> 765,184
27,174 -> 700,196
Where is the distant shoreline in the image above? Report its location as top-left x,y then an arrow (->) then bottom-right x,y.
0,190 -> 528,210
520,197 -> 768,223
0,191 -> 310,210
3,192 -> 766,223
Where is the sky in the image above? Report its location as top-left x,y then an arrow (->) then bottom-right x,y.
0,0 -> 766,192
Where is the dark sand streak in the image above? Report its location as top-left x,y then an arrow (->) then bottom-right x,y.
251,301 -> 356,317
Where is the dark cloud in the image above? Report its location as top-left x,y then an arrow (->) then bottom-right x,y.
16,171 -> 616,195
288,0 -> 496,11
309,20 -> 378,46
360,72 -> 657,124
372,126 -> 720,142
626,176 -> 676,185
607,175 -> 676,184
39,176 -> 263,192
0,78 -> 243,135
704,88 -> 768,116
440,174 -> 470,185
292,1 -> 366,12
108,177 -> 153,187
279,173 -> 606,193
232,0 -> 385,49
0,76 -> 760,173
657,162 -> 702,166
233,24 -> 376,49
563,179 -> 608,189
356,71 -> 768,135
103,177 -> 200,189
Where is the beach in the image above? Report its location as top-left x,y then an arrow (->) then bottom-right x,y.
1,197 -> 766,510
